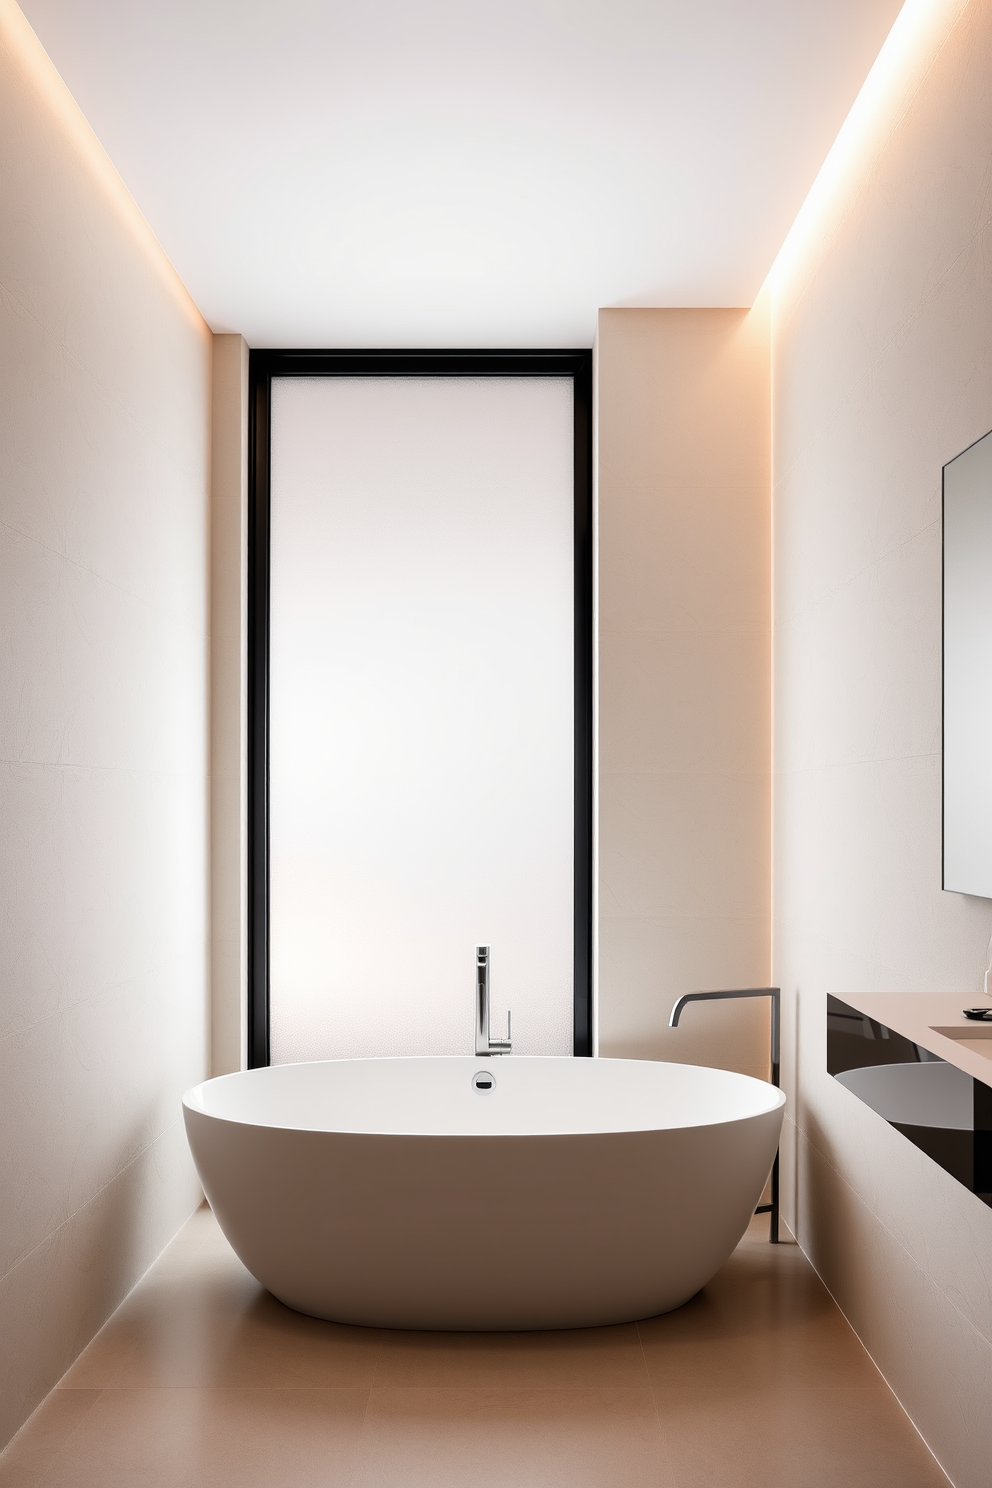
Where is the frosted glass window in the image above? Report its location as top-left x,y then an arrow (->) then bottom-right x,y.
268,377 -> 575,1062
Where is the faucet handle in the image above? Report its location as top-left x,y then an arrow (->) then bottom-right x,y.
489,1009 -> 512,1053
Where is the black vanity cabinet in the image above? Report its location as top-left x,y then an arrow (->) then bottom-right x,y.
827,995 -> 992,1206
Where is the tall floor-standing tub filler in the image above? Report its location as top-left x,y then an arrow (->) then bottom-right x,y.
669,986 -> 782,1241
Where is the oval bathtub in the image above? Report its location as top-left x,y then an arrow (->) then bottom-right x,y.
183,1055 -> 785,1330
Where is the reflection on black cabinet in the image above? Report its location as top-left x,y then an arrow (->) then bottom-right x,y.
827,995 -> 992,1207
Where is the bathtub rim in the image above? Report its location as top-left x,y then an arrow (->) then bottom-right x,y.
183,1053 -> 786,1140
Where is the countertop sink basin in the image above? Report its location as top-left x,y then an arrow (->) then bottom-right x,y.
930,1024 -> 992,1059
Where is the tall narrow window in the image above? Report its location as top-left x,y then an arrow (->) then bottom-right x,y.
249,353 -> 592,1065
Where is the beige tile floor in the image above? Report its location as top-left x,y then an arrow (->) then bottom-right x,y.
0,1206 -> 948,1488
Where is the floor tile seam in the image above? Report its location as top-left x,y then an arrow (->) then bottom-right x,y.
635,1333 -> 675,1453
639,1368 -> 682,1472
634,1318 -> 657,1403
362,1368 -> 651,1380
347,1382 -> 375,1488
55,1383 -> 376,1396
791,1130 -> 991,1488
52,1379 -> 675,1403
641,1367 -> 955,1487
641,1380 -> 906,1395
360,1330 -> 387,1390
17,1386 -> 106,1488
361,1380 -> 663,1392
51,1381 -> 669,1391
0,1118 -> 188,1291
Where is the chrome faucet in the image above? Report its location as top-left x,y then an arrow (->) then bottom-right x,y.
475,946 -> 512,1055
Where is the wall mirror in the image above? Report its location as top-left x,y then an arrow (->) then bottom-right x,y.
943,426 -> 992,897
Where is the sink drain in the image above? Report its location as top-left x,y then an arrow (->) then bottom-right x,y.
472,1070 -> 496,1094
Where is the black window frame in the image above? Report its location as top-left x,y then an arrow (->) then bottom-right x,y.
247,348 -> 593,1067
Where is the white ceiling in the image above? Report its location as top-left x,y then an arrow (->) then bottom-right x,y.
20,0 -> 904,347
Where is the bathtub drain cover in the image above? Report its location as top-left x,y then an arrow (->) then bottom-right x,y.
472,1071 -> 496,1094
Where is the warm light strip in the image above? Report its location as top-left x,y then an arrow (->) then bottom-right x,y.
0,0 -> 206,330
764,0 -> 969,307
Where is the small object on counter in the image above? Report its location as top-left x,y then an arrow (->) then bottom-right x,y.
962,1007 -> 992,1020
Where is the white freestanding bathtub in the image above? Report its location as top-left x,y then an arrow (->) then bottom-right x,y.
183,1055 -> 785,1330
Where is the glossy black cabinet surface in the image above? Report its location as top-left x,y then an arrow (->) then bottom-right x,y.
827,995 -> 992,1206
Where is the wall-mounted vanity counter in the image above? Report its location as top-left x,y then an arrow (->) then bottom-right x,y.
828,991 -> 992,1206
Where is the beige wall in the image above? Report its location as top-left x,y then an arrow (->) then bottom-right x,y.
772,2 -> 992,1483
0,0 -> 210,1449
210,335 -> 249,1076
597,307 -> 771,1078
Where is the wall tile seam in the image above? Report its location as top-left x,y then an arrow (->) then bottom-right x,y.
0,756 -> 209,779
771,753 -> 940,776
770,939 -> 934,992
600,481 -> 770,500
599,766 -> 771,777
769,0 -> 977,339
1,725 -> 210,766
600,783 -> 771,798
0,284 -> 209,483
774,527 -> 940,640
0,1115 -> 190,1291
1,966 -> 205,1019
771,210 -> 992,485
0,514 -> 208,627
774,599 -> 941,640
3,1017 -> 202,1053
776,193 -> 992,392
773,434 -> 951,529
768,932 -> 955,1006
600,625 -> 771,638
3,967 -> 207,1031
597,470 -> 767,482
600,644 -> 769,660
0,257 -> 206,361
208,629 -> 244,652
0,325 -> 208,494
794,1120 -> 992,1370
598,911 -> 769,920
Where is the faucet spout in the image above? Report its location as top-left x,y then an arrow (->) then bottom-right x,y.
475,945 -> 491,1056
475,945 -> 512,1056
